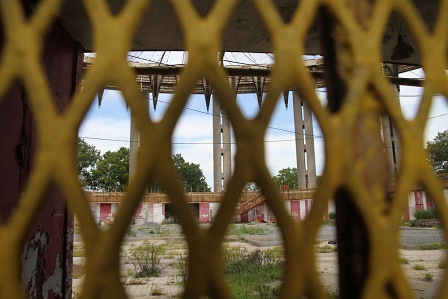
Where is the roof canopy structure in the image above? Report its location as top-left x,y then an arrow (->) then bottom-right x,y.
61,0 -> 441,65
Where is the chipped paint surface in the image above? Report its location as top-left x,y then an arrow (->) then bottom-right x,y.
21,226 -> 63,299
65,227 -> 74,299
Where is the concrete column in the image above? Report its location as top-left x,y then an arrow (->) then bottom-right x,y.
382,64 -> 402,183
293,91 -> 307,189
303,97 -> 317,188
293,91 -> 317,188
381,114 -> 401,182
212,95 -> 231,191
129,90 -> 150,181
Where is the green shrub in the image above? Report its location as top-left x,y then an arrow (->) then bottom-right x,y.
328,211 -> 336,220
126,244 -> 163,278
413,209 -> 437,219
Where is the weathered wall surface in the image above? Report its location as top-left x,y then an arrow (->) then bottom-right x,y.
0,3 -> 83,297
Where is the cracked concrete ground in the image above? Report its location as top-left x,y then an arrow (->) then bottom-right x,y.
72,224 -> 446,298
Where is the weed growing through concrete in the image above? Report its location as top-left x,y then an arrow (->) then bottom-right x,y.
127,244 -> 163,278
423,273 -> 434,282
127,228 -> 137,237
400,257 -> 410,264
413,264 -> 426,271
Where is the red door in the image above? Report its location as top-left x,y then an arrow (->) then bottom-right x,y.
290,201 -> 300,220
100,203 -> 112,221
414,191 -> 424,211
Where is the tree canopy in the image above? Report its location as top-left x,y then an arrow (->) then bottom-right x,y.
272,167 -> 298,189
77,138 -> 100,189
92,147 -> 130,191
77,140 -> 210,192
172,153 -> 210,192
427,130 -> 448,174
244,182 -> 260,192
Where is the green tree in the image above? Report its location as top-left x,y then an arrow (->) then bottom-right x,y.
427,130 -> 448,174
172,153 -> 211,192
272,167 -> 298,189
77,138 -> 100,189
244,182 -> 260,192
92,147 -> 130,191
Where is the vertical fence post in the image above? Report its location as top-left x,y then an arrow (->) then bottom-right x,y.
319,7 -> 370,299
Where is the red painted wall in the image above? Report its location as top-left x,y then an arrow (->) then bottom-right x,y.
425,194 -> 434,210
290,201 -> 300,220
0,4 -> 83,297
199,203 -> 210,223
240,212 -> 249,223
100,203 -> 112,221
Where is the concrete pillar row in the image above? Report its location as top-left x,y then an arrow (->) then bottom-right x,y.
293,90 -> 317,189
212,95 -> 232,192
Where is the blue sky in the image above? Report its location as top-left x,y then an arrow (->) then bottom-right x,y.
78,69 -> 448,191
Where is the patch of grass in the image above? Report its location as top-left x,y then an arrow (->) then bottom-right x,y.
256,284 -> 278,299
399,257 -> 410,264
176,254 -> 188,285
419,243 -> 446,250
155,225 -> 162,234
413,264 -> 426,271
266,247 -> 283,259
165,252 -> 176,259
423,273 -> 434,282
228,224 -> 266,236
73,250 -> 85,257
438,261 -> 446,269
224,248 -> 283,299
316,245 -> 337,253
127,228 -> 137,237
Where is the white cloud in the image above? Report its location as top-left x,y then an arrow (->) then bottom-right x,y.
79,117 -> 130,154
